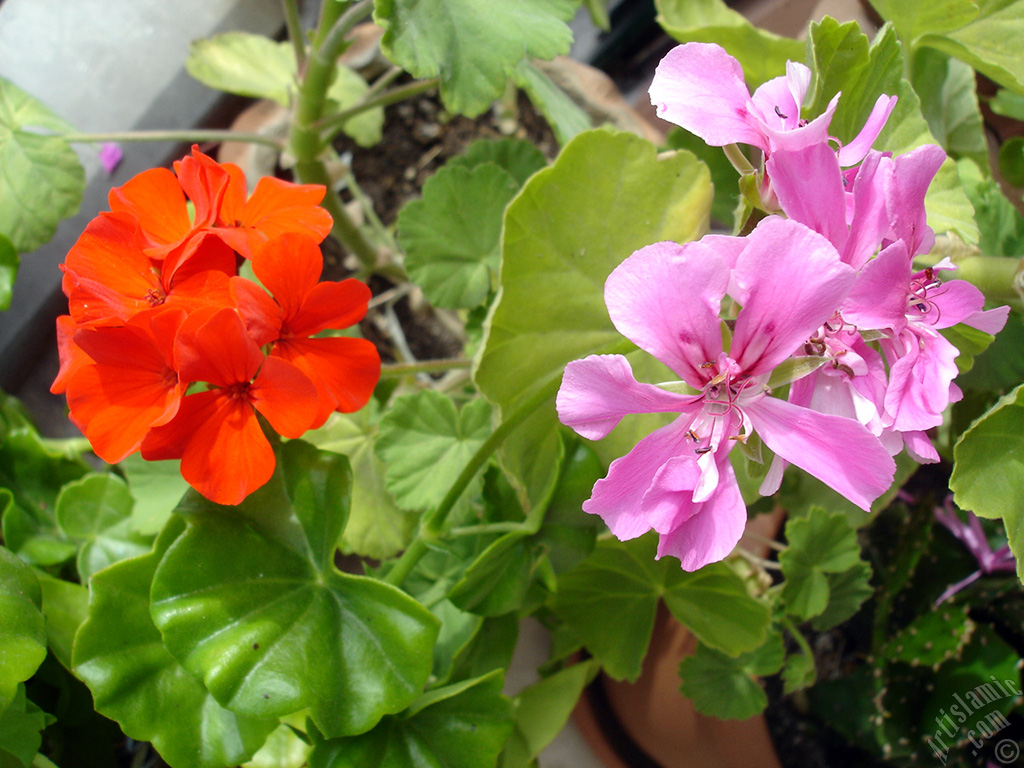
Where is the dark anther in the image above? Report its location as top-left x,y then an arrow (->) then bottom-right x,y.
774,106 -> 788,119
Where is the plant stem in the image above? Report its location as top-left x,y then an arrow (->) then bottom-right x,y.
62,130 -> 283,148
316,77 -> 440,135
282,0 -> 307,71
380,359 -> 472,378
723,143 -> 756,175
290,0 -> 379,271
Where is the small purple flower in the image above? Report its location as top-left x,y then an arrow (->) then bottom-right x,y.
99,143 -> 123,175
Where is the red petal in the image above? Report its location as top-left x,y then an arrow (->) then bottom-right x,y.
251,233 -> 322,319
249,355 -> 320,437
174,146 -> 230,229
174,307 -> 263,387
242,176 -> 332,242
108,167 -> 191,253
274,336 -> 380,426
51,315 -> 89,394
289,279 -> 370,337
231,275 -> 283,347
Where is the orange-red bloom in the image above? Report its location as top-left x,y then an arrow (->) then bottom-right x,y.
232,233 -> 380,428
141,308 -> 320,505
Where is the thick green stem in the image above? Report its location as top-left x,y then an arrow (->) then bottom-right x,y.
290,0 -> 378,271
63,130 -> 283,148
282,0 -> 307,71
380,358 -> 471,378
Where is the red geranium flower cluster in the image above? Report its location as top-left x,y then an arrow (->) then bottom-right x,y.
52,146 -> 380,505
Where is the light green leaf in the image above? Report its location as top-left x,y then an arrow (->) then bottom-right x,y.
55,473 -> 151,581
911,48 -> 986,160
990,87 -> 1024,120
0,77 -> 85,254
72,516 -> 278,768
654,0 -> 803,89
150,443 -> 440,738
118,453 -> 188,535
375,0 -> 577,117
867,0 -> 978,43
957,157 -> 1024,257
376,392 -> 493,511
243,722 -> 312,768
679,633 -> 785,720
307,403 -> 417,560
447,137 -> 548,187
0,547 -> 46,712
918,0 -> 1024,95
309,670 -> 513,768
0,686 -> 47,768
398,164 -> 520,308
950,383 -> 1024,580
0,232 -> 17,311
779,507 -> 863,620
475,128 -> 712,510
513,60 -> 593,146
325,64 -> 384,147
185,32 -> 297,105
500,660 -> 598,768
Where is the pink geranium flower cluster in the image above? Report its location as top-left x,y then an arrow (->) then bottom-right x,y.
556,43 -> 1009,571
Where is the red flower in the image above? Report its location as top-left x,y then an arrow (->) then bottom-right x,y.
141,307 -> 320,505
232,233 -> 380,428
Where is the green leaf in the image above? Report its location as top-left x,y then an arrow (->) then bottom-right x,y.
654,0 -> 804,89
0,686 -> 47,768
34,570 -> 88,671
809,560 -> 874,632
309,671 -> 513,768
447,137 -> 548,187
150,444 -> 440,738
911,48 -> 986,161
990,87 -> 1024,120
779,507 -> 863,620
918,0 -> 1024,95
882,604 -> 973,665
118,453 -> 188,535
375,0 -> 577,117
0,232 -> 17,312
867,0 -> 979,43
500,660 -> 598,768
376,392 -> 492,511
665,128 -> 740,229
306,403 -> 417,559
781,650 -> 816,695
998,135 -> 1024,187
73,515 -> 278,768
0,77 -> 85,254
513,60 -> 593,146
475,128 -> 712,510
448,531 -> 536,617
679,633 -> 785,719
0,547 -> 45,712
55,473 -> 151,581
950,383 -> 1024,580
185,32 -> 296,105
398,164 -> 520,308
552,534 -> 768,680
956,157 -> 1024,257
325,64 -> 384,148
243,721 -> 312,768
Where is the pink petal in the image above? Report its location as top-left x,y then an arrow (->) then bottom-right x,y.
963,305 -> 1010,335
883,329 -> 959,432
605,240 -> 729,389
649,43 -> 767,151
767,144 -> 848,249
886,144 -> 946,256
930,279 -> 1001,330
762,94 -> 840,154
746,395 -> 895,511
842,151 -> 892,269
654,457 -> 747,571
556,354 -> 699,441
837,94 -> 898,167
730,217 -> 855,377
842,240 -> 911,332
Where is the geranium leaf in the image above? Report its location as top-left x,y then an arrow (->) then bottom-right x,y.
447,531 -> 537,617
0,232 -> 17,311
150,444 -> 440,738
679,633 -> 785,720
185,32 -> 297,105
34,570 -> 88,671
951,383 -> 1024,581
307,403 -> 417,560
72,515 -> 278,768
118,453 -> 189,535
868,0 -> 978,43
654,0 -> 803,89
325,64 -> 384,147
779,507 -> 863,620
398,163 -> 520,308
513,60 -> 593,146
55,473 -> 152,581
308,670 -> 513,768
375,0 -> 577,117
0,686 -> 48,768
475,128 -> 712,510
448,137 -> 548,187
375,392 -> 493,511
0,76 -> 85,254
911,48 -> 986,161
0,546 -> 46,712
809,560 -> 874,632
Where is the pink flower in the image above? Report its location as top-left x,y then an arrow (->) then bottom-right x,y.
649,42 -> 895,166
556,217 -> 896,570
934,500 -> 1016,605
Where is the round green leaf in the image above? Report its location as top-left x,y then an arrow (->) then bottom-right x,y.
150,450 -> 439,738
679,633 -> 785,720
118,453 -> 189,535
448,137 -> 547,187
398,163 -> 520,308
72,516 -> 277,768
0,547 -> 46,711
0,685 -> 48,768
0,77 -> 85,254
185,32 -> 297,105
56,473 -> 151,581
325,64 -> 384,148
309,671 -> 513,768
